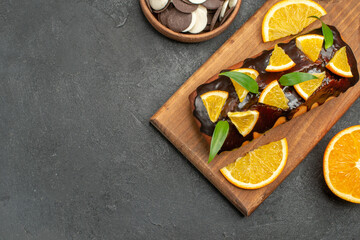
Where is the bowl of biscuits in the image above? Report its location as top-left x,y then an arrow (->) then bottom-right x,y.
140,0 -> 242,43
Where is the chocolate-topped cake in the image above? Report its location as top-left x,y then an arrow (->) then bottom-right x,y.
189,27 -> 359,153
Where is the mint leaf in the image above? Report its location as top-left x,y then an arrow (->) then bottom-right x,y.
309,16 -> 334,49
279,72 -> 318,86
220,71 -> 259,94
209,121 -> 229,163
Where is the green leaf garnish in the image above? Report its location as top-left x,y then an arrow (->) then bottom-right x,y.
219,71 -> 259,94
208,121 -> 229,163
279,72 -> 318,86
308,16 -> 334,49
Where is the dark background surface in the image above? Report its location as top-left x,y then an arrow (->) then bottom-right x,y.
1,0 -> 359,239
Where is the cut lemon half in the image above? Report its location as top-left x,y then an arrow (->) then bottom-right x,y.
324,125 -> 360,203
259,80 -> 289,110
262,0 -> 327,42
294,71 -> 325,100
230,68 -> 259,102
296,34 -> 324,62
228,110 -> 259,137
220,138 -> 288,189
266,44 -> 296,72
200,90 -> 228,123
326,46 -> 353,78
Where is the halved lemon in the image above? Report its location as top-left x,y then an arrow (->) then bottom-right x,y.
200,90 -> 228,123
294,71 -> 325,100
296,34 -> 324,62
262,0 -> 327,42
326,46 -> 353,78
220,138 -> 288,189
259,80 -> 289,110
324,125 -> 360,203
266,44 -> 296,72
230,68 -> 259,102
228,110 -> 259,137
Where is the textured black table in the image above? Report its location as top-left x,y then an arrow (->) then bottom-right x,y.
1,0 -> 359,239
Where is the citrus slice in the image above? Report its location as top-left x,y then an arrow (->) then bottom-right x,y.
230,68 -> 259,102
262,0 -> 327,42
220,138 -> 288,189
200,90 -> 228,123
266,44 -> 296,72
323,125 -> 360,203
228,110 -> 259,137
326,46 -> 353,78
294,71 -> 325,100
259,80 -> 289,110
296,34 -> 324,62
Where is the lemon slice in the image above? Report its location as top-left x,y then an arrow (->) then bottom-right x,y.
324,125 -> 360,203
266,44 -> 296,72
228,110 -> 259,137
294,72 -> 325,100
220,138 -> 288,189
296,34 -> 324,62
326,46 -> 353,78
230,68 -> 259,102
200,90 -> 228,123
259,80 -> 289,110
262,0 -> 327,42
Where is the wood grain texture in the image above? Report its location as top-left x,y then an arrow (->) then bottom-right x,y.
139,0 -> 242,43
150,0 -> 360,216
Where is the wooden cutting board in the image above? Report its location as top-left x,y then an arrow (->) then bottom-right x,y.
150,0 -> 360,216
